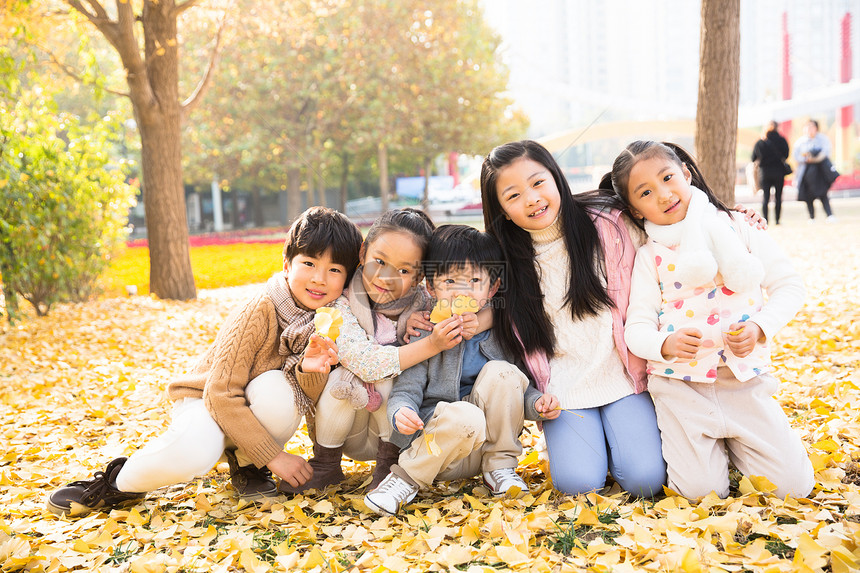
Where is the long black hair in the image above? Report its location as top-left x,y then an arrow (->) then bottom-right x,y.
480,140 -> 616,361
608,141 -> 732,223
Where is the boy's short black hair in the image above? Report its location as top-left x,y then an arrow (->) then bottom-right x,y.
283,206 -> 363,282
423,225 -> 504,286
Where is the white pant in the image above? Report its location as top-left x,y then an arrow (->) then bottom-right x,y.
649,368 -> 814,499
313,368 -> 393,461
115,370 -> 303,493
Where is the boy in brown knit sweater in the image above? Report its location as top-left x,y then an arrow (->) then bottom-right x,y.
47,207 -> 363,516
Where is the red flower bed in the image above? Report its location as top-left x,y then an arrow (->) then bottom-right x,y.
127,227 -> 289,248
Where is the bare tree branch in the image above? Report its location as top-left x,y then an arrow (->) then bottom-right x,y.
180,3 -> 231,122
66,0 -> 155,111
113,0 -> 156,111
65,0 -> 118,44
173,0 -> 204,19
39,44 -> 131,99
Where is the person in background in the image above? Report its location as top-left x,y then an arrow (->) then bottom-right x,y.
751,121 -> 790,225
793,119 -> 837,223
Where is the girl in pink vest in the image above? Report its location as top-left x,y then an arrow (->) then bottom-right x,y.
610,141 -> 813,499
480,140 -> 667,497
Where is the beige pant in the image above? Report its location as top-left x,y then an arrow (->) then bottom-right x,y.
314,368 -> 393,461
394,360 -> 529,489
648,368 -> 814,499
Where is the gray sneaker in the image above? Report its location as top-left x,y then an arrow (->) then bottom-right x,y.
364,472 -> 418,515
483,468 -> 528,498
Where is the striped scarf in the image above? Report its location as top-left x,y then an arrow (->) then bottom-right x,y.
266,272 -> 316,415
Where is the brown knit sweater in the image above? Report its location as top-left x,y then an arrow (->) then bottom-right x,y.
167,291 -> 327,468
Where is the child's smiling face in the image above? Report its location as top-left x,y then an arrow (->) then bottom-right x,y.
494,157 -> 561,232
625,155 -> 693,226
361,231 -> 424,305
284,249 -> 349,310
429,263 -> 499,311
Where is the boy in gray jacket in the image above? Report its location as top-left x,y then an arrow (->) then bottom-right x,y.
364,225 -> 560,516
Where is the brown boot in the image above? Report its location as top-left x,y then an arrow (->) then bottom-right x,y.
369,439 -> 402,490
279,442 -> 345,494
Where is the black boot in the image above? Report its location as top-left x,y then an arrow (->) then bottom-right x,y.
47,457 -> 145,517
279,442 -> 345,494
369,439 -> 402,490
224,448 -> 277,499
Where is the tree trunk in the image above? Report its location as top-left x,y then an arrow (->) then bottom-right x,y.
316,166 -> 326,208
287,167 -> 302,225
230,188 -> 240,228
378,142 -> 390,212
62,0 -> 233,300
132,0 -> 195,300
421,157 -> 432,213
339,152 -> 350,213
695,0 -> 741,205
305,167 -> 316,208
137,110 -> 196,300
252,188 -> 263,227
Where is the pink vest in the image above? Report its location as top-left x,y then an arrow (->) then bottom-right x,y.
520,209 -> 648,394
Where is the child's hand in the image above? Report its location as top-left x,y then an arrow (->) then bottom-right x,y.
535,393 -> 561,420
267,451 -> 313,488
394,407 -> 424,435
429,316 -> 462,351
733,203 -> 768,230
404,310 -> 433,343
661,327 -> 703,360
724,322 -> 763,358
301,334 -> 339,374
459,312 -> 479,340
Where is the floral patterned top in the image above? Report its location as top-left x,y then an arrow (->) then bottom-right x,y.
330,295 -> 401,382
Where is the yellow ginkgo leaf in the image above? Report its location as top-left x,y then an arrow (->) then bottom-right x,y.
314,307 -> 343,340
451,295 -> 480,315
429,298 -> 452,323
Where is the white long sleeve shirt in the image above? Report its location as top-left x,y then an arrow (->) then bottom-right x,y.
625,215 -> 805,382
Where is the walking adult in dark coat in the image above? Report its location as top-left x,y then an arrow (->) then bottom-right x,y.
751,121 -> 790,224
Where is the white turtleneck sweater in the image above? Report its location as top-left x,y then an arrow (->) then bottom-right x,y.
527,217 -> 634,409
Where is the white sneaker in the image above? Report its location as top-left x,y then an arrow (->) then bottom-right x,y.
483,468 -> 528,498
364,472 -> 418,515
826,215 -> 837,223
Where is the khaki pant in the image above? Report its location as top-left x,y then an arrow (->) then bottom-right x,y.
394,360 -> 529,489
648,368 -> 814,499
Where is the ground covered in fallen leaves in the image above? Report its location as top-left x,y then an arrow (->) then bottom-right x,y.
1,200 -> 859,572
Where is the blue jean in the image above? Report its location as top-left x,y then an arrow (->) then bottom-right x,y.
542,392 -> 666,497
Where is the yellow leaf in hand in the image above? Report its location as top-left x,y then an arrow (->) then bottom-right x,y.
429,299 -> 452,323
451,295 -> 479,315
314,307 -> 343,340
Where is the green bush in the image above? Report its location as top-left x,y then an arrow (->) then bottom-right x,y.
0,89 -> 136,319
